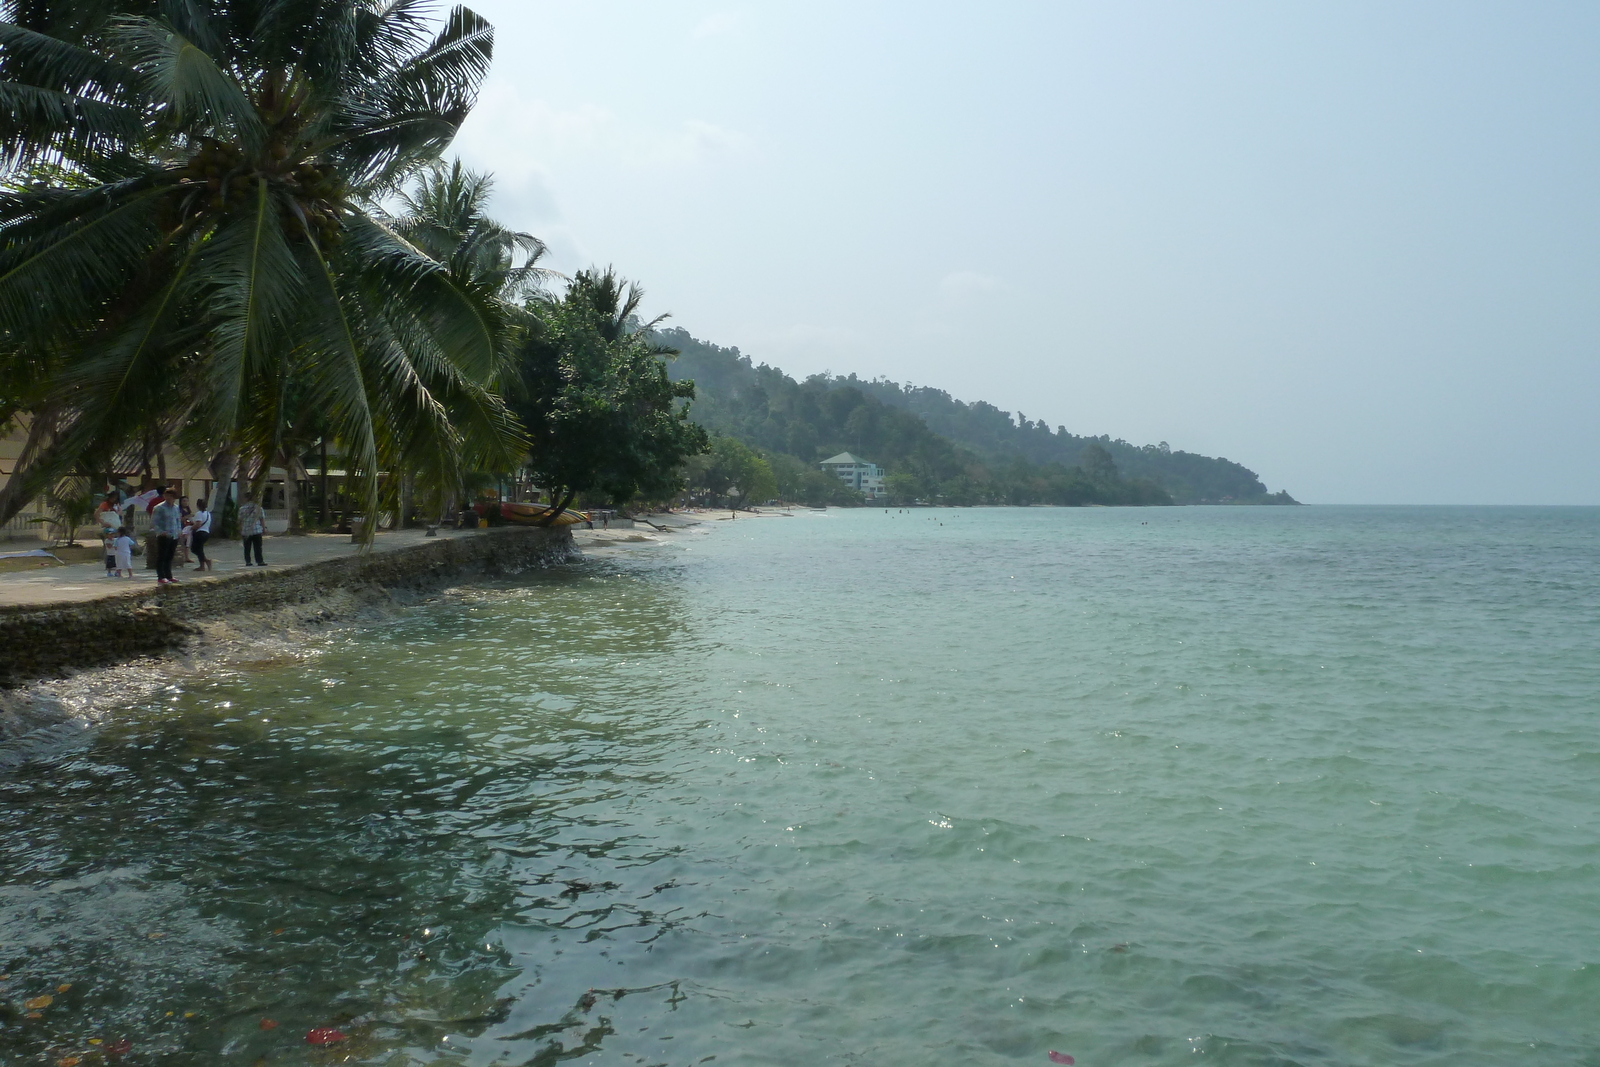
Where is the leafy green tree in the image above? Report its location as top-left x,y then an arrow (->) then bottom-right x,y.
798,469 -> 857,507
1079,443 -> 1120,485
694,436 -> 773,507
740,457 -> 776,506
885,471 -> 922,505
0,0 -> 519,530
513,268 -> 707,519
762,451 -> 810,502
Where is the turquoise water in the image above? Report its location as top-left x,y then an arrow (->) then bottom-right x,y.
3,506 -> 1599,1066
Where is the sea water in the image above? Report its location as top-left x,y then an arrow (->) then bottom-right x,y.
2,506 -> 1598,1066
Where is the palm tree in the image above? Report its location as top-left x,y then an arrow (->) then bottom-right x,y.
391,158 -> 553,302
0,0 -> 521,532
388,158 -> 551,523
27,475 -> 95,546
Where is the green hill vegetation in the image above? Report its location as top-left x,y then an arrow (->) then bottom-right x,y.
660,329 -> 1298,507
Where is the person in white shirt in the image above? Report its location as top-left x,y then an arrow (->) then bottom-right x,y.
189,498 -> 214,571
113,527 -> 137,578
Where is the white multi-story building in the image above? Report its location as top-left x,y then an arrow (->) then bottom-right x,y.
820,452 -> 887,500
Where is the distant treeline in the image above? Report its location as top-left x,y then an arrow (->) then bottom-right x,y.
659,328 -> 1298,507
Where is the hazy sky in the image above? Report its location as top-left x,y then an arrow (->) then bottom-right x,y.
450,1 -> 1600,504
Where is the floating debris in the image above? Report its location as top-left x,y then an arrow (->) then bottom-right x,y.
24,994 -> 53,1010
56,983 -> 72,993
260,1017 -> 279,1030
306,1027 -> 348,1046
1048,1053 -> 1075,1065
105,1039 -> 132,1056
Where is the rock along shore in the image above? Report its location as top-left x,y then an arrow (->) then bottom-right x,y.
0,525 -> 576,690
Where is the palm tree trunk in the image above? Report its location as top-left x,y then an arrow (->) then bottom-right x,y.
0,409 -> 64,525
319,437 -> 330,527
250,450 -> 274,499
282,453 -> 309,534
208,448 -> 237,537
533,489 -> 576,527
441,484 -> 457,528
399,470 -> 415,528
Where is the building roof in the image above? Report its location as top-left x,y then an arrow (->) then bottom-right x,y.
821,452 -> 867,466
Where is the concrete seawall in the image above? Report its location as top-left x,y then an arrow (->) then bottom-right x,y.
0,526 -> 576,688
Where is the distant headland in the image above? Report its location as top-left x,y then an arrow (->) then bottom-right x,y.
660,328 -> 1299,507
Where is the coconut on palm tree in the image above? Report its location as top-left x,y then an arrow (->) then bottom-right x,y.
0,0 -> 522,530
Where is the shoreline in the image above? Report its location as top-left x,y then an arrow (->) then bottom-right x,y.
0,526 -> 581,739
0,515 -> 712,741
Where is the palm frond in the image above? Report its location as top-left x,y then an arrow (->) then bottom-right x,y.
336,6 -> 490,192
298,231 -> 384,536
200,176 -> 304,429
108,15 -> 265,149
0,181 -> 170,348
0,20 -> 136,99
0,0 -> 508,530
0,81 -> 148,169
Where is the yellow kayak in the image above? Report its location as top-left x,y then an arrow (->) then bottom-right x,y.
495,502 -> 590,527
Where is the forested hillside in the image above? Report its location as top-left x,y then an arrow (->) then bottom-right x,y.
659,329 -> 1298,506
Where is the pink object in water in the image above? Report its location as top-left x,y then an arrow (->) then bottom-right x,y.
306,1027 -> 348,1046
1048,1053 -> 1075,1065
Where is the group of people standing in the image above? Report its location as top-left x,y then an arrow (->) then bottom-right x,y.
96,485 -> 268,584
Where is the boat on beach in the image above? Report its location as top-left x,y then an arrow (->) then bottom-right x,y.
477,502 -> 591,527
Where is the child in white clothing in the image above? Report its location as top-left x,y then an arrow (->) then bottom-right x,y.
113,528 -> 137,578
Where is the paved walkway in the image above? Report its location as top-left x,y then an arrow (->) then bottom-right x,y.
0,522 -> 677,609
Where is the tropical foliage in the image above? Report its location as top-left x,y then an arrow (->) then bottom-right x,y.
26,475 -> 95,545
509,268 -> 707,521
683,435 -> 776,508
0,0 -> 521,530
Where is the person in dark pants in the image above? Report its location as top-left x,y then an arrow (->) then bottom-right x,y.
150,487 -> 183,585
189,498 -> 213,572
239,492 -> 266,566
